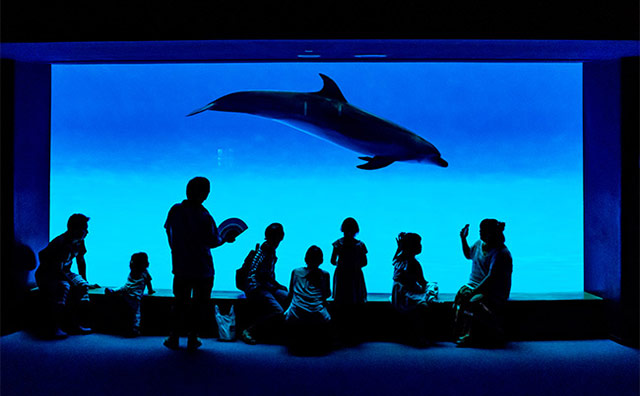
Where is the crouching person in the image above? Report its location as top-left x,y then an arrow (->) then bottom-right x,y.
240,223 -> 288,345
454,219 -> 513,347
36,214 -> 99,339
284,246 -> 332,355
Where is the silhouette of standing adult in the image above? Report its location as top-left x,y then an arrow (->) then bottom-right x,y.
163,177 -> 234,350
454,219 -> 512,347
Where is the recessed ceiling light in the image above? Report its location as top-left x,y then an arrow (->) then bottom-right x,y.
354,54 -> 388,58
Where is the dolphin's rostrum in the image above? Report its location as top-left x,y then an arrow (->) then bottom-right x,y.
188,74 -> 448,170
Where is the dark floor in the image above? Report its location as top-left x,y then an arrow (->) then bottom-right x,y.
2,331 -> 638,396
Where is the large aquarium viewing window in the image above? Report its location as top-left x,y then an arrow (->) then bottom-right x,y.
50,62 -> 583,294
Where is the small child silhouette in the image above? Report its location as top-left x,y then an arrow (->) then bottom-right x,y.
105,252 -> 155,337
330,217 -> 368,305
391,232 -> 439,346
391,232 -> 438,313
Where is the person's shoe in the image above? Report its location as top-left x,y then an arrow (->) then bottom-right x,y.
77,325 -> 93,335
125,328 -> 141,338
67,325 -> 92,335
455,334 -> 474,348
240,329 -> 256,345
163,336 -> 180,350
187,337 -> 203,351
53,327 -> 68,340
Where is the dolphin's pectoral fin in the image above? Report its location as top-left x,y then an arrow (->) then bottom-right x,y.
357,156 -> 395,170
314,74 -> 348,103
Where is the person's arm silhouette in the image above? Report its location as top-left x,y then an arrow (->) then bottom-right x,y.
323,271 -> 331,301
460,224 -> 471,259
145,270 -> 155,295
77,254 -> 99,289
360,244 -> 368,268
330,245 -> 338,266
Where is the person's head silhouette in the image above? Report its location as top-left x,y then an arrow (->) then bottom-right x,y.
130,252 -> 149,273
305,245 -> 323,269
186,177 -> 210,204
395,232 -> 422,259
67,214 -> 90,242
341,217 -> 359,238
265,223 -> 285,248
479,219 -> 506,246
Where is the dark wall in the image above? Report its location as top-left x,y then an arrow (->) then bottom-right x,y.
584,57 -> 639,347
12,61 -> 51,261
583,60 -> 622,298
1,60 -> 51,334
619,58 -> 639,348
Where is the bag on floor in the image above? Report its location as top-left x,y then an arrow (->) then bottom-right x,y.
214,305 -> 236,341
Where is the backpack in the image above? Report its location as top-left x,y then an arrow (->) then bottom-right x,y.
236,243 -> 260,291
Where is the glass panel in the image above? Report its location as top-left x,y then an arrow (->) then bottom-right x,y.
51,62 -> 583,293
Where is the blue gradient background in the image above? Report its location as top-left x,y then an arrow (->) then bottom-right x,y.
50,63 -> 583,293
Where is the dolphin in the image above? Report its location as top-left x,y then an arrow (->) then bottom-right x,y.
187,74 -> 448,170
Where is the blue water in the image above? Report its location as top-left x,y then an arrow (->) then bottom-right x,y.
51,63 -> 583,293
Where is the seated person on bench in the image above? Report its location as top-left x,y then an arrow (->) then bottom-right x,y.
454,219 -> 513,347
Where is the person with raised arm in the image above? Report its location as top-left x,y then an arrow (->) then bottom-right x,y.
454,219 -> 513,347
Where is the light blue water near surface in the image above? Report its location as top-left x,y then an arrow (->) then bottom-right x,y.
50,63 -> 583,293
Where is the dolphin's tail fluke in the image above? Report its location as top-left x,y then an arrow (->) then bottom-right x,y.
186,102 -> 216,117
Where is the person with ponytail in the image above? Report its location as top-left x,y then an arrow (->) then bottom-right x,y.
454,219 -> 513,347
392,232 -> 439,312
391,232 -> 439,346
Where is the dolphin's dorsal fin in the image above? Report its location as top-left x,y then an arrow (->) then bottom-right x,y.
314,73 -> 348,102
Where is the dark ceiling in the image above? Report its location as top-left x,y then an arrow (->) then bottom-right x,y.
2,1 -> 638,43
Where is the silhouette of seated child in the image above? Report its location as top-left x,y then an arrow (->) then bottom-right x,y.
391,232 -> 439,346
105,252 -> 155,337
454,219 -> 512,347
284,246 -> 332,354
